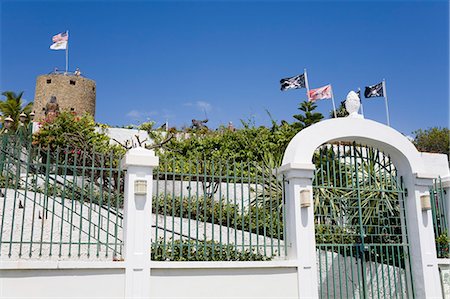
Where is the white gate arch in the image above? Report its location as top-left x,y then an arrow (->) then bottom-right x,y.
279,117 -> 449,299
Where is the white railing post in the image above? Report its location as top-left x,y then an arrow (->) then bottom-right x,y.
279,163 -> 318,299
121,147 -> 159,299
403,173 -> 443,298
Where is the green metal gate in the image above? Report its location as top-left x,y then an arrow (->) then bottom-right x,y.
313,143 -> 414,299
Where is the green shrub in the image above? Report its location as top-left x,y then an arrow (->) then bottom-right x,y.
151,238 -> 271,261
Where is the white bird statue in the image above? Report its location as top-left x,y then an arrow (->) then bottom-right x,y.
344,91 -> 362,118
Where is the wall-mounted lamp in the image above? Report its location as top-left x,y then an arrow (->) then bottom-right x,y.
134,180 -> 147,195
4,116 -> 13,129
19,113 -> 27,125
300,189 -> 311,208
420,194 -> 431,211
29,111 -> 35,121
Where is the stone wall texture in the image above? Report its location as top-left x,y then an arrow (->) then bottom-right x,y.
33,74 -> 96,121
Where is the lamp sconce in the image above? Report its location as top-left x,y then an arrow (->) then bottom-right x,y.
134,180 -> 147,196
420,194 -> 431,211
4,116 -> 13,129
300,189 -> 311,208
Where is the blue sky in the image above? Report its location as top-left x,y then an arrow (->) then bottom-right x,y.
1,0 -> 448,135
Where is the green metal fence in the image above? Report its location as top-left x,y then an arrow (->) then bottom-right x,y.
430,177 -> 449,258
313,143 -> 414,298
0,134 -> 286,261
151,157 -> 286,261
0,135 -> 124,259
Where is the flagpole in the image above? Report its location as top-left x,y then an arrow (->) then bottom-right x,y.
331,86 -> 337,118
304,68 -> 311,101
65,30 -> 69,73
358,87 -> 365,117
382,79 -> 391,126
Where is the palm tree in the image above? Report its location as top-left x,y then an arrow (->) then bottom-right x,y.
0,91 -> 33,131
329,101 -> 349,118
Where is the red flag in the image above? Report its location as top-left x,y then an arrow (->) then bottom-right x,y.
308,84 -> 332,102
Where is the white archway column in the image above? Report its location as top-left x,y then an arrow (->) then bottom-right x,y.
394,171 -> 442,298
279,162 -> 318,299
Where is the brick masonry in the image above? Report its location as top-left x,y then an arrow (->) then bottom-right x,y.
33,74 -> 96,121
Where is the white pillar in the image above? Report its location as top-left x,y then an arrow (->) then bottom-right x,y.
404,173 -> 443,298
121,147 -> 159,299
279,163 -> 318,299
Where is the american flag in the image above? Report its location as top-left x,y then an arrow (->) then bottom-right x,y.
52,32 -> 68,43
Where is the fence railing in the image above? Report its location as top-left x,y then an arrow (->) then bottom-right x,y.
0,135 -> 287,261
0,136 -> 124,260
430,177 -> 449,258
151,157 -> 286,261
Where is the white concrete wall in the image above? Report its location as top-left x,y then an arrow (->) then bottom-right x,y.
0,268 -> 125,298
0,263 -> 299,299
150,267 -> 298,299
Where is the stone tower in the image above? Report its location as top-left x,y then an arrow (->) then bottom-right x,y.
33,73 -> 96,121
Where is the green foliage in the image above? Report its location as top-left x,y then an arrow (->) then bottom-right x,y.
33,111 -> 110,150
159,121 -> 296,164
436,231 -> 450,258
138,121 -> 156,133
313,145 -> 400,238
0,91 -> 33,132
315,224 -> 356,244
413,127 -> 449,158
153,194 -> 283,239
329,101 -> 349,118
31,114 -> 125,198
292,101 -> 324,130
151,238 -> 271,261
0,175 -> 21,189
250,153 -> 283,212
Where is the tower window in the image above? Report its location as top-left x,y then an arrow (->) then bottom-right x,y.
46,79 -> 51,84
70,108 -> 75,111
70,80 -> 76,85
92,86 -> 95,91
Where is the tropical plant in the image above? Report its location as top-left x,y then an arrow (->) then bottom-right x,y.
0,91 -> 33,131
329,101 -> 349,118
250,151 -> 283,212
292,100 -> 324,130
313,144 -> 401,242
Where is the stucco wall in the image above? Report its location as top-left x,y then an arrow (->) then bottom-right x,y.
0,268 -> 125,298
150,267 -> 298,298
0,264 -> 298,299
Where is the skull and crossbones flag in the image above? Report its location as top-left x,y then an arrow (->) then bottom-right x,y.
364,82 -> 384,98
280,73 -> 306,91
